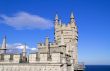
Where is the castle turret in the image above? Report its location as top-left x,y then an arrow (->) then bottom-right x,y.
70,12 -> 74,23
54,14 -> 59,44
72,29 -> 78,64
45,37 -> 51,55
70,12 -> 76,29
54,14 -> 59,24
1,36 -> 6,49
22,44 -> 27,62
22,44 -> 26,57
55,14 -> 58,21
1,36 -> 7,54
45,37 -> 49,46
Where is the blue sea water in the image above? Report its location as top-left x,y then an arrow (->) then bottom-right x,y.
85,65 -> 110,71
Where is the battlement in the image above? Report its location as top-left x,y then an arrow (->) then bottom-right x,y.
29,51 -> 72,65
55,22 -> 76,31
29,52 -> 62,63
37,42 -> 57,48
0,54 -> 20,63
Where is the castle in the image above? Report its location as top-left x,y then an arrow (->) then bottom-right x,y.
0,12 -> 84,71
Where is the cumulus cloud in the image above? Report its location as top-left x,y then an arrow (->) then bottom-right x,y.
0,43 -> 37,54
0,12 -> 53,30
7,43 -> 36,50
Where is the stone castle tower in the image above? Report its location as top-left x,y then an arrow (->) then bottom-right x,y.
54,12 -> 78,64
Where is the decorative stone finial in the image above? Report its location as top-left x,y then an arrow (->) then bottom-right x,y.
1,35 -> 6,49
22,44 -> 26,53
55,14 -> 58,20
70,12 -> 74,19
45,37 -> 49,46
70,12 -> 75,23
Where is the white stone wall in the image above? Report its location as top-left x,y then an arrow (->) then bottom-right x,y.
29,52 -> 62,64
0,64 -> 62,71
13,55 -> 20,63
40,54 -> 47,63
29,54 -> 36,63
52,53 -> 61,63
0,54 -> 20,63
4,55 -> 10,61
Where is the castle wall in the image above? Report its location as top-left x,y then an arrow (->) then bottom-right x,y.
29,54 -> 36,63
0,63 -> 62,71
40,53 -> 48,62
29,52 -> 62,64
0,54 -> 20,63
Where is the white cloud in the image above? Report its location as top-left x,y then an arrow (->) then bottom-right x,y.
0,12 -> 53,30
31,48 -> 36,51
8,43 -> 36,50
0,43 -> 37,53
14,43 -> 29,49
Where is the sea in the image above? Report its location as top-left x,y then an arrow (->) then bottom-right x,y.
85,65 -> 110,71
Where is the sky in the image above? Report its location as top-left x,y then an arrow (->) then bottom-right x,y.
0,0 -> 110,65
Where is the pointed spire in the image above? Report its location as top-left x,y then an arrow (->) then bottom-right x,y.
1,35 -> 6,49
54,14 -> 59,25
70,12 -> 75,23
22,44 -> 26,53
22,44 -> 26,57
22,44 -> 27,63
60,31 -> 65,45
1,36 -> 7,54
55,14 -> 58,20
70,12 -> 74,19
45,37 -> 49,46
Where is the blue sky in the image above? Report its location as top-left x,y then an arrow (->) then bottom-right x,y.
0,0 -> 110,65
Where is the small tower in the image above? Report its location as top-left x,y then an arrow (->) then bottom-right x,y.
45,37 -> 51,60
55,14 -> 58,22
45,37 -> 49,47
22,44 -> 27,63
54,14 -> 59,44
70,12 -> 74,23
71,28 -> 78,65
70,12 -> 77,29
45,37 -> 50,53
1,36 -> 7,54
54,14 -> 59,26
22,44 -> 26,57
71,13 -> 78,64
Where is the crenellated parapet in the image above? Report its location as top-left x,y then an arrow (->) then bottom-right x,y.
37,42 -> 57,48
0,54 -> 20,63
29,47 -> 71,65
